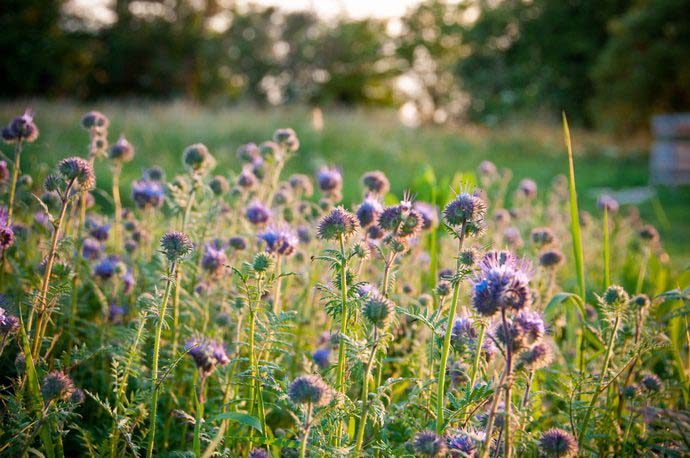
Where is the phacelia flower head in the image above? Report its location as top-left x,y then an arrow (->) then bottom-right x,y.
237,168 -> 258,189
414,201 -> 438,230
186,338 -> 230,377
229,236 -> 247,251
236,143 -> 260,162
258,224 -> 298,256
80,111 -> 109,130
640,374 -> 663,393
356,197 -> 383,228
41,371 -> 76,403
144,166 -> 165,181
518,178 -> 538,199
273,128 -> 300,152
316,167 -> 343,194
0,308 -> 19,337
245,200 -> 272,226
317,206 -> 359,240
312,347 -> 331,369
539,249 -> 564,269
451,317 -> 477,352
537,428 -> 578,458
496,310 -> 546,350
517,341 -> 553,370
443,192 -> 487,226
639,224 -> 659,242
288,374 -> 333,406
447,429 -> 481,457
81,238 -> 102,260
202,241 -> 228,276
248,448 -> 269,458
88,221 -> 110,242
479,160 -> 497,176
378,201 -> 424,239
597,194 -> 619,213
472,251 -> 532,316
0,225 -> 15,251
2,109 -> 39,143
108,135 -> 135,162
160,231 -> 193,262
362,292 -> 396,329
288,173 -> 314,196
132,178 -> 165,210
209,175 -> 230,196
361,170 -> 390,196
435,280 -> 451,298
94,255 -> 124,280
631,294 -> 650,310
602,285 -> 629,308
182,143 -> 214,172
412,430 -> 447,457
530,227 -> 556,246
58,157 -> 95,189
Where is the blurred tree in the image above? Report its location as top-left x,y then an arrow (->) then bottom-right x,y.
457,0 -> 630,125
591,0 -> 690,132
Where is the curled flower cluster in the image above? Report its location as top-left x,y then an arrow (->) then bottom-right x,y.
288,374 -> 333,406
186,338 -> 230,377
472,250 -> 533,316
258,224 -> 298,256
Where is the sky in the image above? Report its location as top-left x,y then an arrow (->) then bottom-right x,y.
67,0 -> 427,24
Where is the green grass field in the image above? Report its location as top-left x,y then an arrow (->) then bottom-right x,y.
2,100 -> 688,259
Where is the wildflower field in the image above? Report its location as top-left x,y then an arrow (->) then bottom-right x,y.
0,103 -> 688,457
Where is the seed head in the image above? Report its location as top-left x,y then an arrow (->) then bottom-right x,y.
288,374 -> 333,406
362,292 -> 396,329
58,157 -> 95,189
41,371 -> 76,402
160,231 -> 193,262
412,430 -> 446,457
252,252 -> 273,273
443,193 -> 486,226
537,428 -> 578,458
361,170 -> 390,195
317,207 -> 359,240
108,135 -> 135,162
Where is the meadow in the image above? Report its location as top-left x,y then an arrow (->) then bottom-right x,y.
0,102 -> 688,457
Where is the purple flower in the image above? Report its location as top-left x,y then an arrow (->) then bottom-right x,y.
316,167 -> 342,194
258,224 -> 298,256
2,109 -> 39,143
89,222 -> 111,242
0,307 -> 19,336
413,201 -> 438,230
81,238 -> 102,260
201,241 -> 228,276
312,347 -> 331,369
356,197 -> 383,228
451,317 -> 477,351
361,170 -> 390,195
109,304 -> 126,324
538,428 -> 578,458
597,194 -> 619,213
186,338 -> 230,377
94,255 -> 121,280
132,179 -> 165,210
245,200 -> 272,226
472,250 -> 532,316
518,178 -> 537,199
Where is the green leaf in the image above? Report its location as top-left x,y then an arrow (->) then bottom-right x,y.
563,113 -> 586,301
544,292 -> 585,318
211,412 -> 263,433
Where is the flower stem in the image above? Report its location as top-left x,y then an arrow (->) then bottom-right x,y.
6,139 -> 22,225
579,314 -> 620,443
469,321 -> 486,389
193,375 -> 206,458
436,227 -> 466,433
112,163 -> 123,252
334,233 -> 349,446
299,403 -> 313,458
603,207 -> 610,288
146,262 -> 176,458
273,254 -> 282,314
501,309 -> 514,458
355,331 -> 379,455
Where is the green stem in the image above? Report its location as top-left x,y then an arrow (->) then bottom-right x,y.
299,403 -> 313,458
635,247 -> 649,295
354,333 -> 379,455
469,322 -> 486,389
436,228 -> 466,433
146,262 -> 176,458
603,207 -> 610,288
273,255 -> 282,314
68,189 -> 88,359
579,314 -> 620,443
6,139 -> 22,224
502,309 -> 514,458
334,234 -> 349,447
193,376 -> 206,458
112,163 -> 123,252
